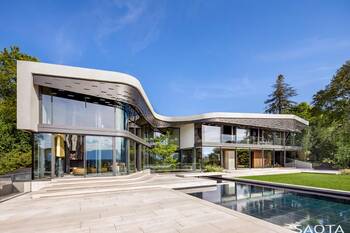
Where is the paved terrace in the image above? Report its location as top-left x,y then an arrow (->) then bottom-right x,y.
0,173 -> 293,233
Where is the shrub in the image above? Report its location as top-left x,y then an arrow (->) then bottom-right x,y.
340,169 -> 350,175
0,150 -> 31,175
204,165 -> 223,172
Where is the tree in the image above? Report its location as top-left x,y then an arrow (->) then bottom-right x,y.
0,46 -> 38,175
148,132 -> 178,168
265,74 -> 297,114
310,61 -> 350,168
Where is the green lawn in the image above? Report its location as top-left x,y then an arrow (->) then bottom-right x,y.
240,173 -> 350,191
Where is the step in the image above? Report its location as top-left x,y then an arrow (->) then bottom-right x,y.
43,175 -> 155,192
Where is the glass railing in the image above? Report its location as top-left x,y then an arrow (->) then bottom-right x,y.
222,134 -> 236,143
259,137 -> 273,145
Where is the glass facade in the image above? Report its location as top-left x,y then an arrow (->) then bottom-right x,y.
40,88 -> 129,130
34,87 -> 304,177
202,125 -> 221,143
236,128 -> 250,144
33,133 -> 139,179
115,137 -> 128,174
33,134 -> 52,179
202,147 -> 221,167
86,136 -> 113,175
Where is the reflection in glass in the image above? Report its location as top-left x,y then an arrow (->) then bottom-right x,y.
222,125 -> 236,143
236,149 -> 250,168
264,150 -> 273,168
86,136 -> 113,175
33,133 -> 52,179
41,94 -> 52,124
114,137 -> 128,174
129,140 -> 136,173
202,147 -> 221,167
202,125 -> 221,143
115,107 -> 128,130
236,128 -> 250,143
187,182 -> 350,233
181,149 -> 193,169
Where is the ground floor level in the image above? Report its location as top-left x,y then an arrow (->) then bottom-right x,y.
178,147 -> 301,171
33,132 -> 302,180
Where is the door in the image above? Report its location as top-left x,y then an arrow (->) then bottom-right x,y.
224,150 -> 235,170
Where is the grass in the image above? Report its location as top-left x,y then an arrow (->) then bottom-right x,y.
240,172 -> 350,192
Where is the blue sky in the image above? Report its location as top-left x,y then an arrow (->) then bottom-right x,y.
1,0 -> 350,116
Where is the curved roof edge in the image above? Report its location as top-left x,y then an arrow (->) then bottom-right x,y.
17,60 -> 309,127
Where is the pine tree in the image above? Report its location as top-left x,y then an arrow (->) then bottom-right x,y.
264,74 -> 297,114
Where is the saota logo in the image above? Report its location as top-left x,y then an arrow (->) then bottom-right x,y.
296,225 -> 344,233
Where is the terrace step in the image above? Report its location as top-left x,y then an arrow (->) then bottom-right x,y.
31,174 -> 217,199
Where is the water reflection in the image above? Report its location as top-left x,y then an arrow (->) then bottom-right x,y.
187,182 -> 350,232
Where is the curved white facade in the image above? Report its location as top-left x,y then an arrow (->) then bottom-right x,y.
17,60 -> 308,132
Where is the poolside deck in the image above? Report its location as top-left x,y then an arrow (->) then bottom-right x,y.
0,174 -> 293,233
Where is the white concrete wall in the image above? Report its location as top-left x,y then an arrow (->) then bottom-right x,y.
180,124 -> 194,149
17,61 -> 39,132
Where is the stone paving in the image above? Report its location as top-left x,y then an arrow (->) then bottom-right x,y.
0,174 -> 293,233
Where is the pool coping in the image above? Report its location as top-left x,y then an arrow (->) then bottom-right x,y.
219,177 -> 350,200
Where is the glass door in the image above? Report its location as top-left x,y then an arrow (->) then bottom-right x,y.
86,136 -> 113,176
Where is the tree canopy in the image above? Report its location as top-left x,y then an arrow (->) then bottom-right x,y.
265,74 -> 297,114
0,46 -> 38,175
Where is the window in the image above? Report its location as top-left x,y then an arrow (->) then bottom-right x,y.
236,128 -> 249,143
202,147 -> 221,167
222,125 -> 236,143
202,125 -> 221,143
33,133 -> 52,179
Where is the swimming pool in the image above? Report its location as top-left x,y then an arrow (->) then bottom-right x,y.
180,181 -> 350,232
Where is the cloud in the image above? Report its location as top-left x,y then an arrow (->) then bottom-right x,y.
93,0 -> 166,54
256,37 -> 350,62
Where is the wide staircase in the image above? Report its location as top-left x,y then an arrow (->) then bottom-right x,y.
31,170 -> 216,199
32,170 -> 154,199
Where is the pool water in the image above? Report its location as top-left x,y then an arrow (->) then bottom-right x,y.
182,182 -> 350,232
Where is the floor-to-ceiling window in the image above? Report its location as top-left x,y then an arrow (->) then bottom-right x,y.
86,136 -> 113,176
236,149 -> 250,168
181,149 -> 193,169
236,128 -> 250,144
263,150 -> 273,168
202,147 -> 221,168
40,87 -> 129,131
115,137 -> 128,175
202,125 -> 221,143
33,134 -> 52,179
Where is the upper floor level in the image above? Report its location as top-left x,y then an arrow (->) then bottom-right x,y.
16,61 -> 308,149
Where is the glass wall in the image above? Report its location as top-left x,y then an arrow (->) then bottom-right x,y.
236,149 -> 250,168
222,125 -> 236,143
263,150 -> 273,168
236,128 -> 250,144
33,134 -> 52,179
261,130 -> 273,145
202,125 -> 221,143
202,147 -> 221,167
181,149 -> 193,169
129,140 -> 136,173
273,131 -> 283,145
40,88 -> 129,131
115,137 -> 128,174
86,136 -> 113,175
